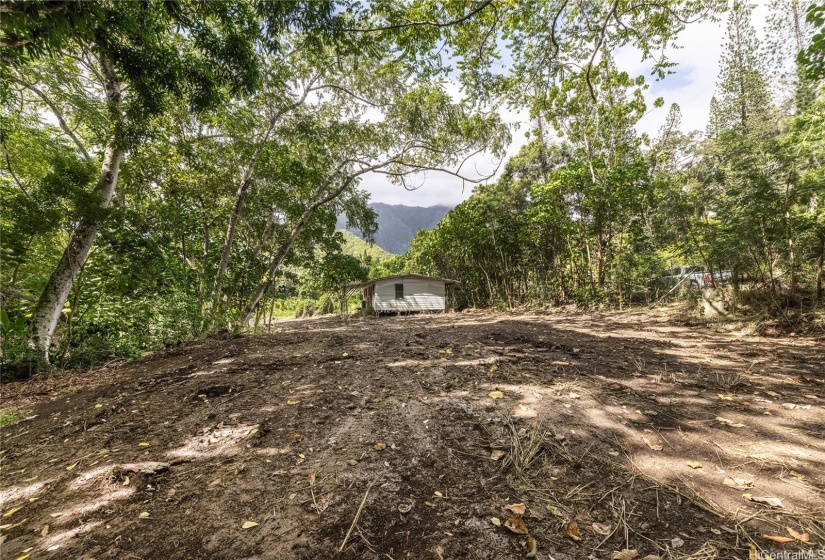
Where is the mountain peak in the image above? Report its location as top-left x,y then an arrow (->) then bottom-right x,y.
337,203 -> 453,254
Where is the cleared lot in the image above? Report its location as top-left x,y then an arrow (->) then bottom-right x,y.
1,310 -> 823,559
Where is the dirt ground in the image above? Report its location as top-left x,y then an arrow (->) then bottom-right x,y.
1,309 -> 823,560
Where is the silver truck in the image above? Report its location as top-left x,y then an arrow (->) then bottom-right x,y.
655,265 -> 732,293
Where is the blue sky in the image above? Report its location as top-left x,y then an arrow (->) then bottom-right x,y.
362,2 -> 771,207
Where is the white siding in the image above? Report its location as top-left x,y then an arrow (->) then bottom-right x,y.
372,279 -> 445,311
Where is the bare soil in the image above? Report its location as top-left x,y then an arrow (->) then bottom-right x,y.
1,310 -> 823,560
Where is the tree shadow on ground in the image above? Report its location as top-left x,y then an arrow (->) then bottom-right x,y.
0,311 -> 822,559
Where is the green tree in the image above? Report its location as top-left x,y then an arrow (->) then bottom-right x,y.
715,1 -> 773,132
3,0 -> 341,362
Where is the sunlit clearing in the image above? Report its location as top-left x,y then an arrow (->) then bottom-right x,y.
41,520 -> 103,550
50,487 -> 134,525
67,465 -> 114,491
0,479 -> 52,506
166,424 -> 259,460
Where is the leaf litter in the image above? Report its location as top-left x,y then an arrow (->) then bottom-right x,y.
0,311 -> 822,559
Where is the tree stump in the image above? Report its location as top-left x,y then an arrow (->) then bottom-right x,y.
701,288 -> 727,318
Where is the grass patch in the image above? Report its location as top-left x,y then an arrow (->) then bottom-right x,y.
0,407 -> 30,427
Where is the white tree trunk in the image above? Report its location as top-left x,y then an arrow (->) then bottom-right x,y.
28,56 -> 123,362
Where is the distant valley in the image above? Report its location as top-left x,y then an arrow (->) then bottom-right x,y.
336,202 -> 452,254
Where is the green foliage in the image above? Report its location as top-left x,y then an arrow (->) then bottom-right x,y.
0,407 -> 30,428
798,3 -> 825,81
338,230 -> 395,263
3,0 -> 822,372
404,3 -> 823,312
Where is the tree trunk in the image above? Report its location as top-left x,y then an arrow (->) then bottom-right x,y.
28,55 -> 123,362
817,234 -> 824,301
240,206 -> 316,327
211,89 -> 314,314
241,174 -> 359,326
785,181 -> 796,292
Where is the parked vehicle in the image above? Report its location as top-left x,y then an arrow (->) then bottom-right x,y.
652,265 -> 732,293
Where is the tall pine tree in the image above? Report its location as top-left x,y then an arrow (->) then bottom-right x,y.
715,1 -> 773,133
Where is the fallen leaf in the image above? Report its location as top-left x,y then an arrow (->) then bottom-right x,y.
565,521 -> 582,541
490,449 -> 506,461
783,403 -> 812,410
14,554 -> 31,560
122,475 -> 131,486
762,534 -> 795,543
524,536 -> 537,558
398,503 -> 412,514
671,537 -> 684,549
505,516 -> 529,535
723,476 -> 753,489
347,459 -> 357,466
517,427 -> 527,437
687,461 -> 703,469
546,502 -> 564,517
488,391 -> 504,399
491,517 -> 501,527
374,442 -> 386,450
718,394 -> 735,401
138,442 -> 150,447
764,390 -> 779,397
242,521 -> 258,529
640,556 -> 661,560
716,416 -> 746,428
3,507 -> 22,518
786,527 -> 810,543
505,503 -> 526,516
592,522 -> 612,536
66,462 -> 78,471
611,549 -> 639,560
292,434 -> 303,443
309,472 -> 316,486
3,518 -> 27,531
138,512 -> 150,519
41,524 -> 49,537
286,400 -> 298,405
743,494 -> 783,508
568,392 -> 580,399
434,491 -> 443,498
641,436 -> 663,451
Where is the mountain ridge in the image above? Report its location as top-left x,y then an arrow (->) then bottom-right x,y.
337,202 -> 453,254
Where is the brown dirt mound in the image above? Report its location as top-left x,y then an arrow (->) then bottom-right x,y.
1,311 -> 823,559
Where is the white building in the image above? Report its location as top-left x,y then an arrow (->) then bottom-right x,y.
346,274 -> 458,313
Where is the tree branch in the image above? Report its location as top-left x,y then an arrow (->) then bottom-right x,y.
308,83 -> 387,107
8,75 -> 92,161
585,0 -> 619,103
2,137 -> 29,196
346,0 -> 494,32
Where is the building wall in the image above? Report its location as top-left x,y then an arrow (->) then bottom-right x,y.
372,279 -> 445,311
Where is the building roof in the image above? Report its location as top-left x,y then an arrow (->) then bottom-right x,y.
344,273 -> 459,291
